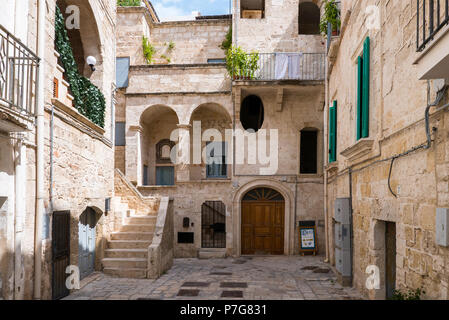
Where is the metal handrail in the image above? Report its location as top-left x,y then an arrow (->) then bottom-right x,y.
417,0 -> 449,52
0,24 -> 40,116
231,52 -> 325,81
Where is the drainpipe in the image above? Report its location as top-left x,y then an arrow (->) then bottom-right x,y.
34,0 -> 46,300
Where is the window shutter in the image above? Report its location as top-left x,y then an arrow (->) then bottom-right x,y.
356,56 -> 363,140
329,101 -> 337,163
362,37 -> 370,139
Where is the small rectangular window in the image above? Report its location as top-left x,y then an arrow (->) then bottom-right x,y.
143,165 -> 149,186
241,0 -> 265,19
207,58 -> 226,64
300,130 -> 318,174
206,142 -> 227,179
116,57 -> 130,88
156,166 -> 175,186
115,122 -> 126,146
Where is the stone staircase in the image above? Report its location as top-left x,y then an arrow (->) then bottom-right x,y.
102,170 -> 161,279
102,211 -> 157,278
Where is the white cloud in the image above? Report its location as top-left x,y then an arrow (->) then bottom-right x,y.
153,2 -> 200,21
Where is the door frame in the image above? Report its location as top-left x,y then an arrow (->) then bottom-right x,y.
52,211 -> 71,300
232,180 -> 294,257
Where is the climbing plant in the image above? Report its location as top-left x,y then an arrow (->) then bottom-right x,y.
220,26 -> 232,55
54,6 -> 106,128
142,36 -> 156,64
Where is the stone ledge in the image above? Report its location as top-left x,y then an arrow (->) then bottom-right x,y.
51,98 -> 105,136
232,80 -> 324,87
326,161 -> 339,174
130,63 -> 226,71
340,138 -> 374,162
125,91 -> 231,97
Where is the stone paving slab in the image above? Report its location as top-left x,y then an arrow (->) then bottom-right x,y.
64,256 -> 364,300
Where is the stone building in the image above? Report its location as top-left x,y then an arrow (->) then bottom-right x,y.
0,0 -> 118,300
325,0 -> 449,299
115,0 -> 326,264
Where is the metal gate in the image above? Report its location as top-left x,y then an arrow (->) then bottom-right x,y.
201,201 -> 226,248
52,211 -> 70,300
78,208 -> 96,280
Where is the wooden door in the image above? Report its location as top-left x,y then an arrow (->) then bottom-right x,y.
52,211 -> 70,300
78,208 -> 96,280
385,222 -> 396,299
241,188 -> 285,255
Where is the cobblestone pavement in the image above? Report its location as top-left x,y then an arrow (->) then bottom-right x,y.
64,256 -> 364,300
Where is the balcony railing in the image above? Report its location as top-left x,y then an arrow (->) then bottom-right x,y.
232,53 -> 325,81
417,0 -> 449,52
0,24 -> 39,117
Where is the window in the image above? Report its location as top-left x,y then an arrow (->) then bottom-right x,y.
300,129 -> 318,174
116,57 -> 130,88
156,139 -> 175,164
207,58 -> 226,64
156,166 -> 174,186
357,37 -> 370,140
299,2 -> 320,35
115,122 -> 126,146
206,142 -> 227,178
240,95 -> 264,132
241,0 -> 265,19
143,165 -> 149,186
329,101 -> 337,163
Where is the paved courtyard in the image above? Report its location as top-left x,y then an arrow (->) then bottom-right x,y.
64,256 -> 364,300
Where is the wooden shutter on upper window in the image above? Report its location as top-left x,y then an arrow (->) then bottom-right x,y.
357,56 -> 363,140
362,37 -> 370,139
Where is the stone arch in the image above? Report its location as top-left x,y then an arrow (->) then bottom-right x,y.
57,0 -> 104,84
188,102 -> 232,125
140,104 -> 180,126
232,179 -> 296,256
298,1 -> 321,35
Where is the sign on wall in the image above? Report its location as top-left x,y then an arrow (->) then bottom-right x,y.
298,221 -> 318,255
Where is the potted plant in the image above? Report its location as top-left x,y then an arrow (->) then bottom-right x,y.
319,0 -> 341,37
226,46 -> 259,80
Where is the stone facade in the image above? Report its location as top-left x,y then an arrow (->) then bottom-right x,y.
117,1 -> 326,261
325,0 -> 449,299
0,0 -> 117,300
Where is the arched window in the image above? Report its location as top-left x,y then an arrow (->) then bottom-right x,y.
299,2 -> 320,35
300,128 -> 318,174
240,95 -> 264,132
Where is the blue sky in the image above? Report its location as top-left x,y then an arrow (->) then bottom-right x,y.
151,0 -> 231,21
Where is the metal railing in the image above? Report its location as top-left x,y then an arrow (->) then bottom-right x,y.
417,0 -> 449,52
232,53 -> 325,81
0,24 -> 39,116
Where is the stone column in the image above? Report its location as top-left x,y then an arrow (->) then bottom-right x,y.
175,124 -> 191,182
126,125 -> 143,185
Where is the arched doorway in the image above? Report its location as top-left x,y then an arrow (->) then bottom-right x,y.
241,187 -> 285,255
78,207 -> 97,279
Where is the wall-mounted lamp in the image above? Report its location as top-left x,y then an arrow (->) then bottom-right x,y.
86,56 -> 97,72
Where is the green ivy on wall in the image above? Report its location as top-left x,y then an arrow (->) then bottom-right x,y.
117,0 -> 141,6
54,6 -> 106,128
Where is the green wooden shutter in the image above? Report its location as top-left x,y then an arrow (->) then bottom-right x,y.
329,101 -> 337,163
356,56 -> 363,141
362,37 -> 370,139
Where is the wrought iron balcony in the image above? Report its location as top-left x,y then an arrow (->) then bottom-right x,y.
417,0 -> 449,52
231,53 -> 325,82
0,24 -> 39,118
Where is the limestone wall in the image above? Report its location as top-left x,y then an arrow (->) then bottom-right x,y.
326,0 -> 449,299
233,0 -> 325,53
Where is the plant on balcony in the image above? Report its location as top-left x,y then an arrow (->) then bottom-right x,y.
117,0 -> 141,6
226,45 -> 259,80
142,36 -> 156,64
319,0 -> 341,37
55,6 -> 106,128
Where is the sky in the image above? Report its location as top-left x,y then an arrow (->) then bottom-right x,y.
151,0 -> 231,21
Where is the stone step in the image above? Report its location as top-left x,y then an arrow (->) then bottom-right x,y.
103,267 -> 147,279
102,258 -> 147,269
125,216 -> 157,224
105,249 -> 148,259
111,232 -> 154,241
107,240 -> 152,249
120,224 -> 155,233
198,249 -> 227,259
